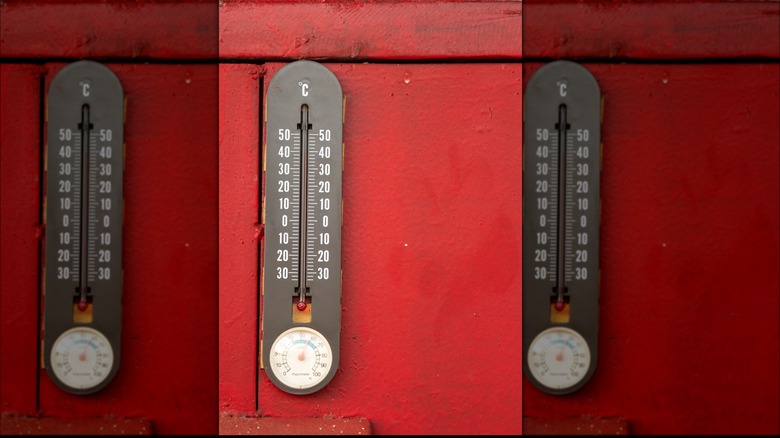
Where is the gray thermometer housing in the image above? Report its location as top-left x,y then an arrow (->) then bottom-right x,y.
523,61 -> 601,395
262,61 -> 344,395
44,61 -> 124,395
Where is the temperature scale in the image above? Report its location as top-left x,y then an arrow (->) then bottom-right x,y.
262,61 -> 344,395
523,61 -> 601,395
44,61 -> 124,395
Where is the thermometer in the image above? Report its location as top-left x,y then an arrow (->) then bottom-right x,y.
262,61 -> 343,395
44,61 -> 124,395
523,61 -> 601,395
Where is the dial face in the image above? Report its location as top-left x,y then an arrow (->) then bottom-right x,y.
50,327 -> 114,390
269,327 -> 333,390
527,326 -> 591,390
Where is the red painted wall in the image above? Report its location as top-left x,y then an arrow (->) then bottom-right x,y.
3,0 -> 778,435
218,1 -> 779,436
521,62 -> 780,435
220,62 -> 525,435
40,63 -> 219,435
1,64 -> 43,417
1,62 -> 219,435
520,2 -> 780,434
218,63 -> 261,414
2,2 -> 218,434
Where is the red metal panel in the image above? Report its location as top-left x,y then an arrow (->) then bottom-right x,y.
0,1 -> 217,60
0,416 -> 152,435
522,63 -> 780,435
250,63 -> 523,435
0,64 -> 43,416
219,1 -> 522,61
219,414 -> 372,435
35,63 -> 218,435
523,1 -> 780,59
218,63 -> 262,414
523,417 -> 629,435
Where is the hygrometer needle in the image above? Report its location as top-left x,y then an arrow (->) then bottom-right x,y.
554,104 -> 569,310
296,105 -> 311,311
77,104 -> 92,310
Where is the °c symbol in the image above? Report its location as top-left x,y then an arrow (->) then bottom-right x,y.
556,81 -> 567,97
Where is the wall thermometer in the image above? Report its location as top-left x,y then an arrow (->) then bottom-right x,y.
262,60 -> 343,395
44,61 -> 124,395
523,61 -> 601,395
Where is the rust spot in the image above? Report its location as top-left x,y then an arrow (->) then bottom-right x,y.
350,42 -> 362,59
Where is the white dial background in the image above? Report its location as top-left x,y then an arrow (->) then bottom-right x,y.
528,326 -> 591,390
269,327 -> 333,390
50,327 -> 114,390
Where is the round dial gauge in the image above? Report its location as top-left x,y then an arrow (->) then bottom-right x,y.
269,327 -> 333,390
527,326 -> 591,391
50,327 -> 114,391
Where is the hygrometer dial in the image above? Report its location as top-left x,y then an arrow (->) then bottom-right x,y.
268,327 -> 334,391
527,326 -> 591,392
50,327 -> 115,392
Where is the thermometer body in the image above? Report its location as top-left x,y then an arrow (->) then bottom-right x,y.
263,61 -> 343,395
44,61 -> 123,395
523,61 -> 601,395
